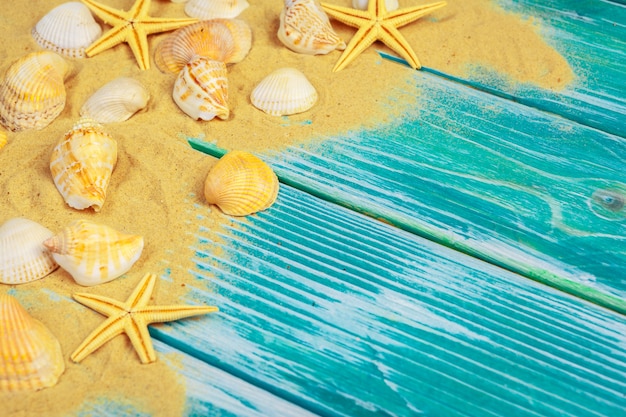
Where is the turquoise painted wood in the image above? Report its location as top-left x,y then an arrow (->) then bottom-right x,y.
150,184 -> 626,417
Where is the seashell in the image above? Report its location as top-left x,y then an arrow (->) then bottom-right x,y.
204,151 -> 279,216
49,119 -> 118,212
155,19 -> 252,74
278,0 -> 346,55
184,0 -> 250,19
0,218 -> 59,285
0,294 -> 65,392
250,68 -> 318,116
0,51 -> 69,132
43,220 -> 144,287
0,129 -> 6,150
173,57 -> 229,121
79,77 -> 150,123
352,0 -> 399,11
32,2 -> 102,59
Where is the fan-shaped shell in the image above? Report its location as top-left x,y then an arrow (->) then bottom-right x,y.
204,151 -> 279,216
43,220 -> 144,287
250,68 -> 318,116
0,294 -> 65,392
79,77 -> 150,123
352,0 -> 398,11
173,57 -> 229,121
0,51 -> 69,132
49,119 -> 118,212
0,218 -> 59,285
32,2 -> 102,59
155,19 -> 252,74
278,0 -> 346,55
184,0 -> 250,19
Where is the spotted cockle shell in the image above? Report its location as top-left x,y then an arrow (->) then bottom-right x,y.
80,77 -> 150,123
278,0 -> 346,55
0,51 -> 69,132
173,57 -> 229,121
155,19 -> 252,74
43,220 -> 144,287
352,0 -> 398,11
32,2 -> 102,59
184,0 -> 250,19
0,294 -> 65,392
0,218 -> 59,285
251,68 -> 318,116
204,151 -> 279,216
49,119 -> 118,212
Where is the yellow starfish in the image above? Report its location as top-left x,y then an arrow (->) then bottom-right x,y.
71,272 -> 218,364
81,0 -> 198,70
320,0 -> 446,72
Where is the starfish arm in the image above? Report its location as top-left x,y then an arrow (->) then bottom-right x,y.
128,0 -> 151,17
73,292 -> 128,316
126,26 -> 152,70
126,273 -> 158,309
81,0 -> 129,25
71,316 -> 128,362
85,25 -> 130,57
379,24 -> 421,69
332,24 -> 380,72
387,1 -> 447,29
138,305 -> 219,325
320,3 -> 371,28
140,17 -> 200,35
125,316 -> 157,363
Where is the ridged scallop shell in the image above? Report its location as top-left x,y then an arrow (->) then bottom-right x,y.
184,0 -> 250,19
0,51 -> 69,132
79,77 -> 150,123
0,294 -> 65,392
0,218 -> 59,285
251,68 -> 318,116
278,0 -> 346,55
155,19 -> 252,74
43,220 -> 144,287
32,2 -> 102,59
50,119 -> 118,212
173,57 -> 229,121
352,0 -> 398,11
204,151 -> 279,216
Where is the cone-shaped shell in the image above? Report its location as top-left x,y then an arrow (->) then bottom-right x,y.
155,19 -> 252,74
32,2 -> 103,59
278,0 -> 346,55
251,68 -> 318,116
43,220 -> 144,287
184,0 -> 250,19
79,77 -> 150,123
0,218 -> 59,285
0,294 -> 65,392
204,151 -> 279,216
50,119 -> 118,212
173,57 -> 229,121
0,51 -> 69,132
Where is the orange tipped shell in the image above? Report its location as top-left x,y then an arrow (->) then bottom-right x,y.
173,57 -> 229,121
204,151 -> 279,216
0,294 -> 65,392
184,0 -> 250,19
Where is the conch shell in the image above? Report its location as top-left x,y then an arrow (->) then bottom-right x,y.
251,68 -> 318,116
79,77 -> 150,123
184,0 -> 250,19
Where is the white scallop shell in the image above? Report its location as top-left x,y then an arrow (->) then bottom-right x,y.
79,77 -> 149,123
32,2 -> 102,59
250,68 -> 318,116
173,57 -> 229,121
0,218 -> 59,285
351,0 -> 398,11
185,0 -> 250,19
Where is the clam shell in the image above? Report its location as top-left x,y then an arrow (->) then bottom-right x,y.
32,2 -> 102,59
352,0 -> 398,11
43,220 -> 144,287
250,68 -> 318,116
79,77 -> 150,123
0,294 -> 65,392
0,218 -> 59,285
184,0 -> 250,19
155,19 -> 252,74
278,0 -> 346,55
49,119 -> 118,212
173,57 -> 229,121
0,51 -> 69,132
204,151 -> 279,216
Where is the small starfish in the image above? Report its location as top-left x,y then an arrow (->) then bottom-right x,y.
321,0 -> 447,72
71,273 -> 218,364
81,0 -> 198,70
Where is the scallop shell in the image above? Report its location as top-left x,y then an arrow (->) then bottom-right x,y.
0,51 -> 69,132
204,151 -> 279,216
173,57 -> 229,121
0,218 -> 59,285
278,0 -> 346,55
32,2 -> 102,59
49,119 -> 118,212
250,68 -> 318,116
352,0 -> 398,11
79,77 -> 150,123
0,294 -> 65,392
184,0 -> 250,19
155,19 -> 252,74
43,220 -> 144,287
